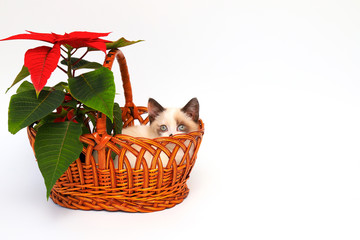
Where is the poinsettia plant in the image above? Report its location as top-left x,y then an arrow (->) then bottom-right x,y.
2,31 -> 142,198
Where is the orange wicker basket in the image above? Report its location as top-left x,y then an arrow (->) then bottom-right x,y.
27,49 -> 204,212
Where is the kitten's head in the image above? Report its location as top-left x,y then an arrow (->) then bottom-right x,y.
148,98 -> 200,137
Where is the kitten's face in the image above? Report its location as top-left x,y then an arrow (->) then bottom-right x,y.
148,98 -> 200,137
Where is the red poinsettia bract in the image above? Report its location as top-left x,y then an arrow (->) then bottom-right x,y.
1,31 -> 111,93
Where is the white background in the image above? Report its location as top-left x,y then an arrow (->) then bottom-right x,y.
1,0 -> 360,239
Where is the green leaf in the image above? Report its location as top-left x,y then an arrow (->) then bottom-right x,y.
68,67 -> 115,120
113,103 -> 123,135
8,90 -> 65,134
34,121 -> 83,199
53,82 -> 68,91
60,58 -> 102,70
16,81 -> 62,93
61,99 -> 78,109
16,81 -> 35,93
6,65 -> 30,93
106,37 -> 144,50
88,38 -> 143,51
33,113 -> 60,131
106,103 -> 123,135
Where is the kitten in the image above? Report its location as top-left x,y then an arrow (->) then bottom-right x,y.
120,98 -> 200,168
122,98 -> 200,138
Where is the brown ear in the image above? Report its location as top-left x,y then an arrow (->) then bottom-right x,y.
148,98 -> 165,123
181,98 -> 199,122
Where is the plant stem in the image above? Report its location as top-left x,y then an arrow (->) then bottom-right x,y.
57,65 -> 67,74
60,53 -> 67,60
71,48 -> 78,56
60,46 -> 68,53
66,48 -> 73,78
72,49 -> 89,67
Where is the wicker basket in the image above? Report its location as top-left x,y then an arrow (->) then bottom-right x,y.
27,49 -> 204,212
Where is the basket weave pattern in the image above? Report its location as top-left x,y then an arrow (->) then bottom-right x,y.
27,49 -> 204,212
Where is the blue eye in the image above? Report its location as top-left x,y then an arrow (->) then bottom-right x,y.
177,124 -> 186,131
160,125 -> 168,131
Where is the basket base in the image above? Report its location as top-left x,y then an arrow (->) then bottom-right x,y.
49,187 -> 190,212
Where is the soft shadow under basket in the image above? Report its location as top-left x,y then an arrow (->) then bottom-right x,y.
27,49 -> 205,212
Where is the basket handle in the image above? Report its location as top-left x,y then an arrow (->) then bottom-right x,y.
95,49 -> 136,170
96,49 -> 138,135
103,49 -> 133,106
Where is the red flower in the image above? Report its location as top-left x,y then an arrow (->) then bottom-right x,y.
1,31 -> 111,93
24,44 -> 61,93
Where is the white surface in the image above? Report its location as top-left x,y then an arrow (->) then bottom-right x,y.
1,0 -> 360,239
